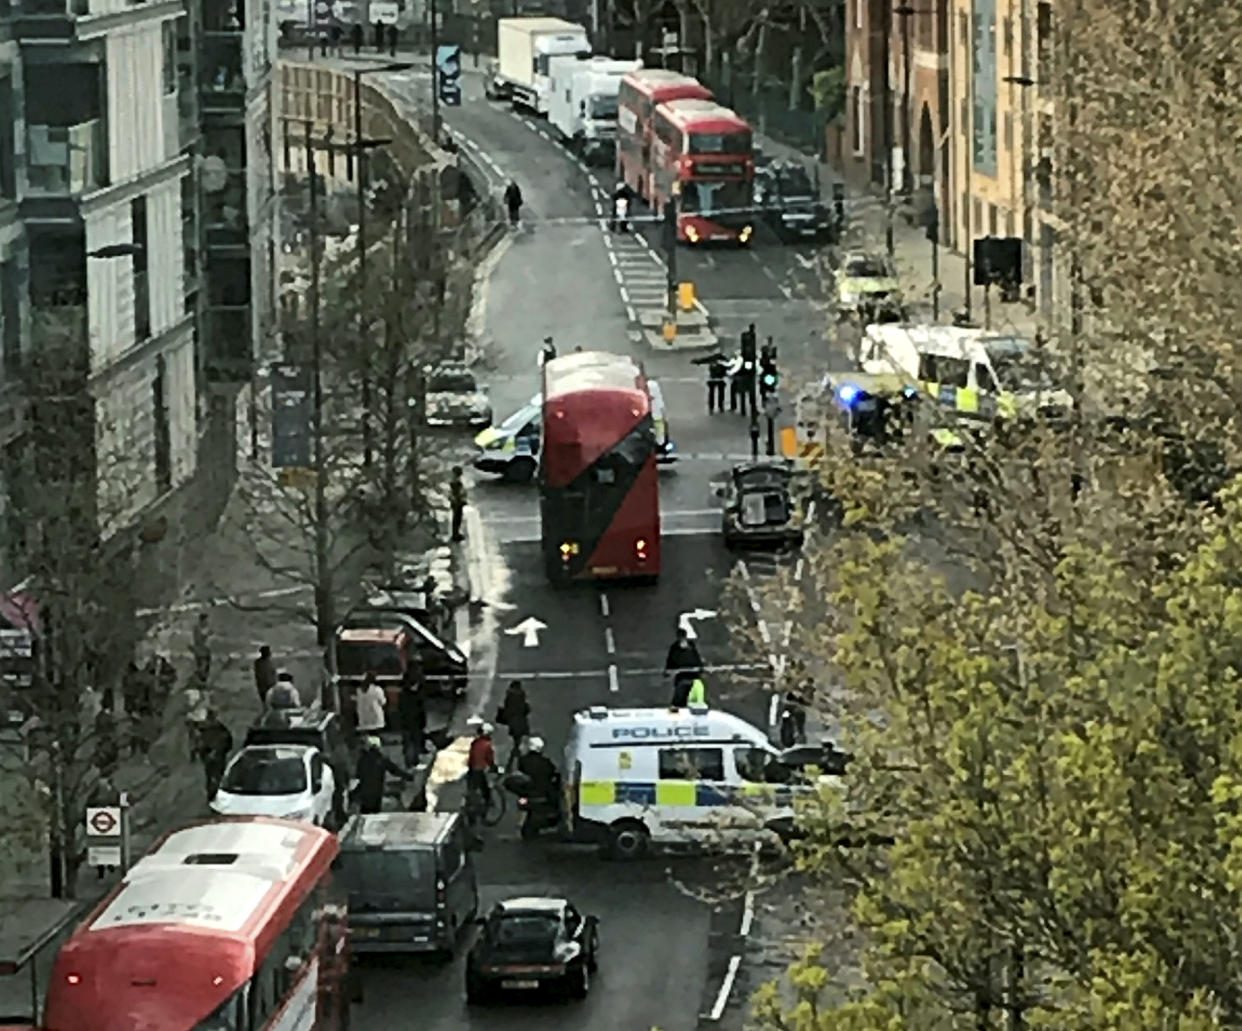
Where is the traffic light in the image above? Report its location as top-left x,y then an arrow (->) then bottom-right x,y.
436,45 -> 463,107
760,368 -> 779,392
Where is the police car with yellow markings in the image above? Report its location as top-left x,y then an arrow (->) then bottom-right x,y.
562,705 -> 829,860
860,323 -> 1070,424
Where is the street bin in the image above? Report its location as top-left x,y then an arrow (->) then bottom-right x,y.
677,281 -> 696,311
662,318 -> 677,342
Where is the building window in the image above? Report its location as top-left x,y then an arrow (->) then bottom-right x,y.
1,261 -> 20,376
855,0 -> 863,31
0,76 -> 14,201
132,196 -> 151,342
1003,16 -> 1012,56
163,22 -> 177,94
960,97 -> 968,135
988,203 -> 998,235
153,354 -> 171,493
959,10 -> 968,44
973,197 -> 982,231
1004,111 -> 1013,150
851,87 -> 864,154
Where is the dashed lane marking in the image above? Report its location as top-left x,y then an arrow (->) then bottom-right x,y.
608,664 -> 620,692
604,627 -> 616,654
599,594 -> 610,617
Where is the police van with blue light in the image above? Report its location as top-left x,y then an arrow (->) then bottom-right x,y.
561,704 -> 838,859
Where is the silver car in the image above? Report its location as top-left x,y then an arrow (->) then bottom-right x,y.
425,363 -> 492,428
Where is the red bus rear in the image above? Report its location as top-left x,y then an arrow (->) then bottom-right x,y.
651,99 -> 755,244
43,818 -> 347,1031
540,351 -> 661,582
615,69 -> 712,202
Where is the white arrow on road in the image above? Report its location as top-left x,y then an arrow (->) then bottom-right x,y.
505,616 -> 547,648
678,608 -> 718,640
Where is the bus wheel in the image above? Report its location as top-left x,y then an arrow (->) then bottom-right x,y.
505,457 -> 536,483
606,820 -> 649,861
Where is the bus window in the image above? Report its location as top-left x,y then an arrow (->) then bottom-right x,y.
191,994 -> 243,1031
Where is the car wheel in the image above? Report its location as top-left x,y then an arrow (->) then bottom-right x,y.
504,457 -> 536,484
606,819 -> 649,861
568,961 -> 590,999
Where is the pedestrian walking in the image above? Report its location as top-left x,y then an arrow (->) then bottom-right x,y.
449,466 -> 467,543
356,736 -> 411,813
94,694 -> 119,779
386,23 -> 397,55
122,661 -> 151,756
664,627 -> 703,707
192,612 -> 211,687
373,19 -> 383,50
465,718 -> 496,811
355,675 -> 387,735
497,679 -> 530,766
253,644 -> 277,706
196,709 -> 233,804
610,182 -> 633,232
707,352 -> 727,413
539,335 -> 557,365
504,180 -> 523,226
265,670 -> 301,710
329,21 -> 343,55
398,656 -> 426,766
351,20 -> 362,52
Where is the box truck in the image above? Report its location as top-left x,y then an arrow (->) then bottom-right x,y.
546,54 -> 642,164
487,17 -> 590,115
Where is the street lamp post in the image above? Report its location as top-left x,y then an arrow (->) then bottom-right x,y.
351,63 -> 412,472
881,0 -> 894,254
962,0 -> 974,320
429,0 -> 441,139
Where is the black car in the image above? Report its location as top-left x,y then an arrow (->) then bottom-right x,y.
338,610 -> 468,697
719,461 -> 805,550
466,897 -> 599,1003
753,160 -> 832,241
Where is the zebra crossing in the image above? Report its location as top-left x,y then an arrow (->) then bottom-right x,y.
603,229 -> 670,325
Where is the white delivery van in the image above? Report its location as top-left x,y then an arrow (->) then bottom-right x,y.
490,17 -> 590,114
563,705 -> 825,859
547,55 -> 642,163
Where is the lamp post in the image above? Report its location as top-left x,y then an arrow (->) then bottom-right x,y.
881,0 -> 894,254
962,0 -> 974,320
1004,72 -> 1036,313
351,63 -> 410,471
429,0 -> 440,139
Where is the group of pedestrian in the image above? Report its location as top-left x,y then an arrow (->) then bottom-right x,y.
696,323 -> 762,416
320,20 -> 398,58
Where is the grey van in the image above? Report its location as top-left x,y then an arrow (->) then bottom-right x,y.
336,812 -> 479,955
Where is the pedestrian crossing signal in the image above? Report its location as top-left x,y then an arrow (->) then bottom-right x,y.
761,370 -> 778,390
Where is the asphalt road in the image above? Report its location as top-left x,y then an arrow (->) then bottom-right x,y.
344,66 -> 849,1029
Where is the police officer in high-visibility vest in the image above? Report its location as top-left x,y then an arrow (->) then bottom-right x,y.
687,677 -> 707,706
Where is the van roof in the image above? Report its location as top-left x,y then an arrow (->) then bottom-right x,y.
338,812 -> 457,850
570,706 -> 769,748
867,322 -> 1033,359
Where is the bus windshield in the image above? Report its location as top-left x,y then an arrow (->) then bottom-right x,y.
688,131 -> 750,154
680,179 -> 751,217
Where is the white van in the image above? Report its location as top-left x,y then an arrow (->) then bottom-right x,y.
562,705 -> 821,859
861,323 -> 1070,421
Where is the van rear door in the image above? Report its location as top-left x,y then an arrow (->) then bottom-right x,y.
337,847 -> 441,953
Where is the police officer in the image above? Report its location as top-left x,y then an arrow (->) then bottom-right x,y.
610,181 -> 634,232
707,352 -> 727,413
728,352 -> 751,415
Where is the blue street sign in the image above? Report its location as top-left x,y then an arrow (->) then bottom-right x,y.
270,364 -> 313,469
436,44 -> 462,107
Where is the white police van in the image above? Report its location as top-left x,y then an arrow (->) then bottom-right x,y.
562,705 -> 822,859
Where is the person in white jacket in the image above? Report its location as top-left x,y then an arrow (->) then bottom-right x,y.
355,676 -> 387,734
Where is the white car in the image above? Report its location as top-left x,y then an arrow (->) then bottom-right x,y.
425,363 -> 492,428
210,744 -> 336,827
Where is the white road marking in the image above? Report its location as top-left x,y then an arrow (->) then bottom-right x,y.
599,594 -> 610,617
626,304 -> 638,322
608,663 -> 620,692
740,889 -> 755,937
757,621 -> 772,646
779,283 -> 793,299
137,584 -> 306,617
604,627 -> 616,654
619,285 -> 630,302
806,499 -> 817,523
794,557 -> 805,581
795,252 -> 816,269
768,693 -> 780,727
709,955 -> 742,1021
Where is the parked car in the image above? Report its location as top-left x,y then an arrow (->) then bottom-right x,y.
465,897 -> 599,1003
835,251 -> 903,317
719,461 -> 804,550
335,616 -> 467,716
425,363 -> 492,428
209,744 -> 336,827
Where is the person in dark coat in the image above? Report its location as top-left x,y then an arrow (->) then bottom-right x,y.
373,19 -> 383,50
449,466 -> 467,543
497,680 -> 530,766
707,353 -> 727,413
386,22 -> 397,55
196,709 -> 233,803
398,658 -> 426,766
351,20 -> 362,52
192,612 -> 212,687
504,180 -> 523,225
356,736 -> 411,813
253,644 -> 277,706
94,693 -> 119,779
121,661 -> 151,756
664,628 -> 703,707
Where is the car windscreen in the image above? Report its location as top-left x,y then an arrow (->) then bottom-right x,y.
498,400 -> 540,432
489,913 -> 560,946
845,257 -> 891,278
589,95 -> 618,119
775,167 -> 813,196
986,341 -> 1055,391
221,754 -> 306,795
244,727 -> 322,751
428,372 -> 476,393
337,849 -> 438,910
337,642 -> 402,676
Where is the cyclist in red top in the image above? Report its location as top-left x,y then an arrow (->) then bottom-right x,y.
466,717 -> 496,809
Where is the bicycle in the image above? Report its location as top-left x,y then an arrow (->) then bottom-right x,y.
464,768 -> 506,827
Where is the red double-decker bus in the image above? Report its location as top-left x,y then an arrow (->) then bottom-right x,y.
650,99 -> 755,244
540,350 -> 661,582
43,818 -> 348,1031
615,69 -> 712,202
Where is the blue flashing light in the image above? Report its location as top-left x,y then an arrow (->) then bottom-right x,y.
902,386 -> 918,399
837,383 -> 863,408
